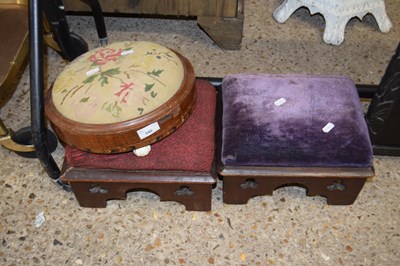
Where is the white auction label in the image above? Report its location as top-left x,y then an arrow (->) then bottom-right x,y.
86,67 -> 100,76
137,122 -> 160,140
322,122 -> 335,133
121,49 -> 134,55
274,98 -> 287,106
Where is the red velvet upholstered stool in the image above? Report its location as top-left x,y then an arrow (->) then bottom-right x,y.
61,80 -> 216,211
218,74 -> 374,205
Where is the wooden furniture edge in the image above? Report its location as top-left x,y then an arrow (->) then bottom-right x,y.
218,165 -> 375,178
62,166 -> 216,184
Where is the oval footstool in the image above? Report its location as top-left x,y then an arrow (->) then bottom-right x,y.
46,41 -> 195,154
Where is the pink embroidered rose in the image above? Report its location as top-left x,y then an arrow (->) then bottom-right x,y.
89,48 -> 123,66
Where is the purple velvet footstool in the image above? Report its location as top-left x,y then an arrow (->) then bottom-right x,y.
61,80 -> 216,211
218,74 -> 374,205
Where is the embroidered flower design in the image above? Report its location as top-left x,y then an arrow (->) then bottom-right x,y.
115,82 -> 135,104
89,48 -> 123,66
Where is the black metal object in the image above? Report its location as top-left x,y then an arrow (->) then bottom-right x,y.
43,0 -> 108,61
28,0 -> 107,191
29,0 -> 70,191
356,84 -> 379,99
12,127 -> 58,158
43,0 -> 87,61
79,0 -> 108,46
366,42 -> 400,156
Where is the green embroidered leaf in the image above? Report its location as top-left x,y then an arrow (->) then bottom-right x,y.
61,89 -> 67,93
147,69 -> 164,77
138,107 -> 144,115
99,75 -> 108,86
145,83 -> 155,92
112,105 -> 122,118
82,74 -> 98,84
102,101 -> 122,118
151,92 -> 158,98
80,97 -> 90,103
102,67 -> 121,76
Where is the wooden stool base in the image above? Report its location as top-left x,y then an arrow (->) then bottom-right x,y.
220,167 -> 373,205
60,79 -> 217,211
63,168 -> 215,211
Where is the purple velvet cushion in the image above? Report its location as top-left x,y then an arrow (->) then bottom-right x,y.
221,74 -> 373,168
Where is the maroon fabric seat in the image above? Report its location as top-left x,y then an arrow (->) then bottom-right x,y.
64,79 -> 216,172
62,80 -> 217,211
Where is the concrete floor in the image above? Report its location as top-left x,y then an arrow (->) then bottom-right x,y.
1,0 -> 400,265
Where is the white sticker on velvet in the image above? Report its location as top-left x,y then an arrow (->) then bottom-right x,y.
137,122 -> 160,140
322,122 -> 335,133
274,98 -> 286,106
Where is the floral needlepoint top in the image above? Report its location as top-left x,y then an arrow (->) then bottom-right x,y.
51,41 -> 185,124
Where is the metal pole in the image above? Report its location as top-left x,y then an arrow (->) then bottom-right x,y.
29,0 -> 70,191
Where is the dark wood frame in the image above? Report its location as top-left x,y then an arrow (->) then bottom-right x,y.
62,167 -> 216,210
219,166 -> 373,205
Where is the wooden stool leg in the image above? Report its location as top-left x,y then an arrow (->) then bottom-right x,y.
70,182 -> 213,211
156,184 -> 212,211
306,178 -> 367,205
223,176 -> 367,205
70,182 -> 116,208
223,176 -> 274,204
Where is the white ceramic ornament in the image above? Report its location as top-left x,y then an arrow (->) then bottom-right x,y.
273,0 -> 392,45
133,145 -> 152,157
